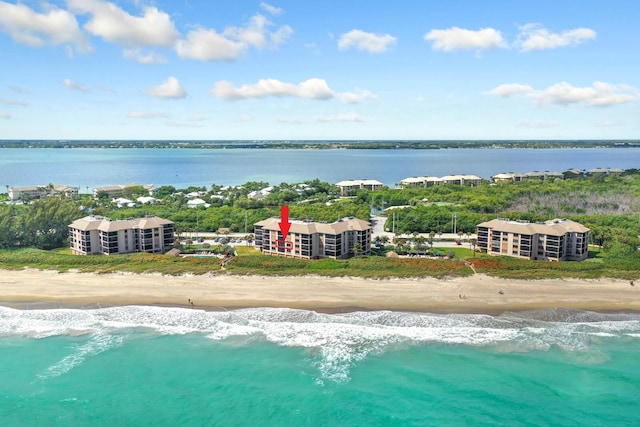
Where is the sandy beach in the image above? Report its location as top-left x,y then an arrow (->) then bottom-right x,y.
1,269 -> 638,313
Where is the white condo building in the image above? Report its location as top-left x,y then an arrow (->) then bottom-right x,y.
476,218 -> 590,261
69,215 -> 174,255
254,216 -> 371,259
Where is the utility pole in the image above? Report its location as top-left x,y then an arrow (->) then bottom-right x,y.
452,213 -> 457,234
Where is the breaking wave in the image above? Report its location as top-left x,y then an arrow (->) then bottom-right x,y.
2,306 -> 639,382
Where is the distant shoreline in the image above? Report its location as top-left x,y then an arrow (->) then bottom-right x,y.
0,140 -> 639,150
1,269 -> 639,314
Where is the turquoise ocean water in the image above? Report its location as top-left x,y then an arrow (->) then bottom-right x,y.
2,305 -> 639,426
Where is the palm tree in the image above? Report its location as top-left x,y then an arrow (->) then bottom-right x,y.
380,235 -> 390,245
469,238 -> 478,256
353,242 -> 362,256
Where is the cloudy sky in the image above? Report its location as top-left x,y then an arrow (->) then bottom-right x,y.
0,0 -> 638,140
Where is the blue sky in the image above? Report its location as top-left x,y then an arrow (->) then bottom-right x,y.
0,0 -> 638,140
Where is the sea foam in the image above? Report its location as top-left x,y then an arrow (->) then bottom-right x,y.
2,305 -> 639,382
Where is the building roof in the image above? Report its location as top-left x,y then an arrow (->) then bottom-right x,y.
477,218 -> 590,236
69,215 -> 173,232
335,179 -> 383,187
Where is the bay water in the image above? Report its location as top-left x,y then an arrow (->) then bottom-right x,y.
2,305 -> 639,426
2,147 -> 639,189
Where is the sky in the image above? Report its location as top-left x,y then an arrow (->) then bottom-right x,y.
0,0 -> 638,140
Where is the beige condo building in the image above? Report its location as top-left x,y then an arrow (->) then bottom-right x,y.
69,215 -> 174,255
254,216 -> 371,259
476,218 -> 590,261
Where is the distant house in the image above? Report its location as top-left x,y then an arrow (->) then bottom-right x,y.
113,197 -> 135,208
8,184 -> 79,201
187,198 -> 210,208
69,215 -> 174,255
476,218 -> 589,261
247,186 -> 273,200
254,216 -> 371,259
137,196 -> 158,204
335,179 -> 383,196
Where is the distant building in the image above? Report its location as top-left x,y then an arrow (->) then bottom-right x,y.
562,168 -> 584,179
439,174 -> 482,186
187,198 -> 210,208
476,218 -> 590,261
400,176 -> 441,187
491,173 -> 522,183
8,184 -> 79,201
335,179 -> 383,196
524,171 -> 563,181
254,216 -> 371,259
400,175 -> 482,187
586,168 -> 624,177
92,184 -> 154,199
69,215 -> 174,255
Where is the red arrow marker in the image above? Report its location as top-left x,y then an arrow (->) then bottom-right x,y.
278,205 -> 291,237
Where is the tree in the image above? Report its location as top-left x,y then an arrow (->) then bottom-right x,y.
19,197 -> 83,249
469,238 -> 478,256
353,242 -> 362,256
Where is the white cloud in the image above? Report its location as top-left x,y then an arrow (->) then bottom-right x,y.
63,78 -> 88,92
533,82 -> 638,107
123,48 -> 166,64
127,111 -> 167,119
489,81 -> 639,107
339,90 -> 377,104
212,78 -> 335,100
424,27 -> 507,51
223,13 -> 292,49
176,12 -> 292,61
260,2 -> 283,16
277,117 -> 303,124
191,114 -> 206,122
176,28 -> 247,61
0,111 -> 11,119
69,0 -> 178,47
238,114 -> 253,122
595,121 -> 624,128
487,83 -> 534,97
315,112 -> 364,122
166,121 -> 204,128
338,29 -> 397,53
516,120 -> 559,129
3,99 -> 28,107
145,77 -> 186,99
516,23 -> 596,51
0,1 -> 91,53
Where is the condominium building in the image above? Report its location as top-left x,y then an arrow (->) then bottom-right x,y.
254,216 -> 371,259
335,179 -> 384,196
8,184 -> 79,201
400,175 -> 482,187
69,215 -> 174,255
476,218 -> 590,261
92,184 -> 155,199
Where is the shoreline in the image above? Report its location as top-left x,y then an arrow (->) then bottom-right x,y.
1,269 -> 639,314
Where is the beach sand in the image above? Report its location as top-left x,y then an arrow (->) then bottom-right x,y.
1,269 -> 639,313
